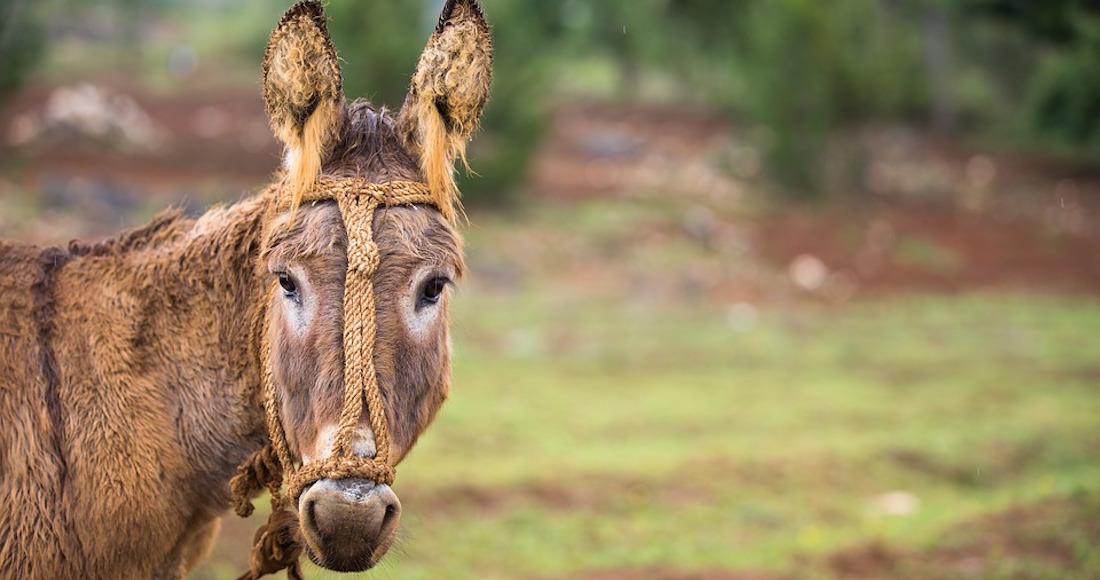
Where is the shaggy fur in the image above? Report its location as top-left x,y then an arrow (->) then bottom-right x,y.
264,0 -> 346,212
0,0 -> 489,576
399,0 -> 494,221
0,199 -> 271,578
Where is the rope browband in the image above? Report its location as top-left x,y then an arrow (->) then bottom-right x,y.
230,178 -> 439,580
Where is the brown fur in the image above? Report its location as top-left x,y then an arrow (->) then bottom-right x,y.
262,195 -> 463,464
0,199 -> 271,578
0,0 -> 490,576
264,0 -> 346,212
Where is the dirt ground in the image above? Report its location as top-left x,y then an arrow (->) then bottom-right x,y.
531,104 -> 1100,299
1,82 -> 278,193
822,495 -> 1100,579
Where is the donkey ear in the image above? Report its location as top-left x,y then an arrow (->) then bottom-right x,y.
399,0 -> 493,220
263,0 -> 346,208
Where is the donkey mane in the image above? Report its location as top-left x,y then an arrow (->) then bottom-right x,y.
65,211 -> 187,258
62,197 -> 266,262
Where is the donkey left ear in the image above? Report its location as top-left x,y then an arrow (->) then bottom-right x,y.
399,0 -> 493,221
263,0 -> 346,208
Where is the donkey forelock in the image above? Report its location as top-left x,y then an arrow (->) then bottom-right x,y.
327,103 -> 422,184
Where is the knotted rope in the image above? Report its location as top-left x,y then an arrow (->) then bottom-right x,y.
230,178 -> 439,579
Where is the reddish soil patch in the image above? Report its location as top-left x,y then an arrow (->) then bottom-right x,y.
530,104 -> 1100,298
402,474 -> 712,516
529,103 -> 739,202
825,496 -> 1100,579
758,204 -> 1100,297
564,569 -> 787,580
399,455 -> 855,518
0,81 -> 279,199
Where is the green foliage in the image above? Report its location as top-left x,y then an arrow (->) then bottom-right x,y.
739,0 -> 837,195
553,0 -> 673,95
734,0 -> 928,196
972,3 -> 1100,152
966,0 -> 1100,45
644,0 -> 1100,195
1025,16 -> 1100,150
0,1 -> 45,102
457,0 -> 556,202
323,1 -> 425,110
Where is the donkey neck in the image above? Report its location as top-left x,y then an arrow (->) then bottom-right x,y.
61,190 -> 278,507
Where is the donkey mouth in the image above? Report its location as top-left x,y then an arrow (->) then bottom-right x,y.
297,478 -> 402,572
299,511 -> 393,572
304,543 -> 382,573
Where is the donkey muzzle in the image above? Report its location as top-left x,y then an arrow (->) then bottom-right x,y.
298,478 -> 402,572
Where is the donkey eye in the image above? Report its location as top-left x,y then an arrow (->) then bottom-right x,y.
277,272 -> 298,296
418,277 -> 449,308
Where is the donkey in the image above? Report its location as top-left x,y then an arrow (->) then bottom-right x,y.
0,0 -> 491,577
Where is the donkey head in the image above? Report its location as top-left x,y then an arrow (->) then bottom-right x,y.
255,0 -> 490,571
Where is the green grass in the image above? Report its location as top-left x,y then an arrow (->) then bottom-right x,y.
261,290 -> 1100,580
183,199 -> 1100,579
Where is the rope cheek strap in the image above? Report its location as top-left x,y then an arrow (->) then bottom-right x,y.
230,178 -> 438,580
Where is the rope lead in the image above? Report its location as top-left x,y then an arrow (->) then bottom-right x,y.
229,179 -> 439,579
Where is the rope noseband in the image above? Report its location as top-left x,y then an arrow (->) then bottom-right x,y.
231,178 -> 439,579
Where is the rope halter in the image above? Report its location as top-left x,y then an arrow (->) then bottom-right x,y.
261,178 -> 439,506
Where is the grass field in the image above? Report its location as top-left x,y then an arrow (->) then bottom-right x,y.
196,204 -> 1100,579
399,296 -> 1100,578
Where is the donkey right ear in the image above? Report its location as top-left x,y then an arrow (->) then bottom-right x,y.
263,0 -> 346,208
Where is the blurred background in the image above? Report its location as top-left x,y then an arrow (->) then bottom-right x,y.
2,0 -> 1099,578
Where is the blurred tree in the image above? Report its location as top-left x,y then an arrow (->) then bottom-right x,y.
739,0 -> 838,195
966,0 -> 1096,44
1024,15 -> 1100,149
923,2 -> 956,133
0,0 -> 44,103
556,0 -> 672,96
664,0 -> 747,95
324,1 -> 425,109
455,0 -> 558,200
967,0 -> 1100,150
733,0 -> 928,197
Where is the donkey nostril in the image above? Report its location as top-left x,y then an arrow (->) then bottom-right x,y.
303,497 -> 319,535
383,502 -> 399,528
